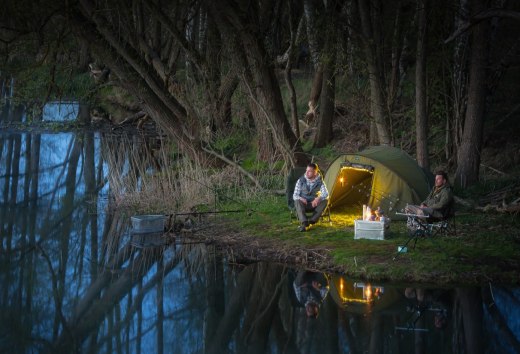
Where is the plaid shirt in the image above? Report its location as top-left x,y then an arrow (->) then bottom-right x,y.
293,174 -> 329,201
293,281 -> 329,306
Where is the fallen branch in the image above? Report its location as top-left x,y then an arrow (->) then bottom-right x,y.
116,111 -> 147,126
201,145 -> 263,189
481,163 -> 508,176
454,195 -> 474,208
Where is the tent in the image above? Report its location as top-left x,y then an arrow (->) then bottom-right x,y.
324,146 -> 432,220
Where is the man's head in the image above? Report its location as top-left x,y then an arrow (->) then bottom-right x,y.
305,163 -> 319,180
305,302 -> 319,318
434,170 -> 448,188
434,311 -> 448,329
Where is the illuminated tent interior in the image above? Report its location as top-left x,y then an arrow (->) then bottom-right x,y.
324,146 -> 432,220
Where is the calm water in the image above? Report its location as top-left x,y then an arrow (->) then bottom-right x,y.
1,105 -> 519,354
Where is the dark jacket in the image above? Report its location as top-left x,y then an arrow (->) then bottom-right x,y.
423,183 -> 454,217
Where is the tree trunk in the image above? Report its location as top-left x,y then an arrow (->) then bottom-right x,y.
240,264 -> 283,354
313,0 -> 341,148
203,252 -> 225,352
84,132 -> 99,278
305,68 -> 323,125
451,0 -> 470,168
285,13 -> 304,139
303,0 -> 323,69
208,1 -> 308,167
314,66 -> 335,147
207,266 -> 255,354
456,288 -> 484,354
415,0 -> 429,169
358,0 -> 392,145
455,0 -> 489,188
248,96 -> 276,163
388,1 -> 411,112
303,0 -> 325,126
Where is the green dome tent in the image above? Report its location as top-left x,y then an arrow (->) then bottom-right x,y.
324,146 -> 432,220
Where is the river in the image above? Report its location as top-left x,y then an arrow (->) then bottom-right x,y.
1,104 -> 519,353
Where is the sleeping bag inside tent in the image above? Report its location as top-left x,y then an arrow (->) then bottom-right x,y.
324,146 -> 432,220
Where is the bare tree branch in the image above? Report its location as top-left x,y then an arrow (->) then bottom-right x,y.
445,9 -> 520,43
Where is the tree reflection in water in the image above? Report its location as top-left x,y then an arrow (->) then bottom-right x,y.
0,109 -> 519,352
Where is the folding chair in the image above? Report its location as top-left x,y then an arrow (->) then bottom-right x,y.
286,167 -> 307,222
393,202 -> 455,260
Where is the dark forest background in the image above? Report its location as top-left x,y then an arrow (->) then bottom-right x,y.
1,0 -> 520,190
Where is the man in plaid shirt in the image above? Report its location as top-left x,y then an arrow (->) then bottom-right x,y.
293,163 -> 329,232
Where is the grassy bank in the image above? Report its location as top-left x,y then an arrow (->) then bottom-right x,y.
217,194 -> 520,286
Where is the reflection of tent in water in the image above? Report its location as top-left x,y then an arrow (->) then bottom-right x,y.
324,146 -> 432,220
329,275 -> 401,314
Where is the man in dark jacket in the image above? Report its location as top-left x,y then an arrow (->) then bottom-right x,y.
406,170 -> 454,219
293,163 -> 329,232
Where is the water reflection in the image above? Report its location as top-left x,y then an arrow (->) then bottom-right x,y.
1,109 -> 520,353
291,270 -> 330,318
42,101 -> 79,121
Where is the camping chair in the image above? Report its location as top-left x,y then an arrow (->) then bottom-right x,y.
412,200 -> 456,238
393,202 -> 456,260
286,167 -> 331,224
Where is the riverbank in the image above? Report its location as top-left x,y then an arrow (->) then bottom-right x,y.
186,195 -> 520,286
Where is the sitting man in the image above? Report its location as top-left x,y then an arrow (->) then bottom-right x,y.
293,163 -> 329,232
293,270 -> 329,318
405,170 -> 454,220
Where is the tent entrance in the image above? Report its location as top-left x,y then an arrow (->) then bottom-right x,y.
329,162 -> 374,211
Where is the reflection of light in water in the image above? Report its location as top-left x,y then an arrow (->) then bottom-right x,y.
337,277 -> 384,304
43,101 -> 79,121
365,285 -> 372,300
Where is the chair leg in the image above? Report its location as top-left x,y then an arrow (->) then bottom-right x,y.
393,229 -> 421,260
322,207 -> 332,224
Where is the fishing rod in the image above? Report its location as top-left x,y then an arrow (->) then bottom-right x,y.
164,209 -> 253,218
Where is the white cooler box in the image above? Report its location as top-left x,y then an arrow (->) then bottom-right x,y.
354,219 -> 386,240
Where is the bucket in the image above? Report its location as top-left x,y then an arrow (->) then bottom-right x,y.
131,215 -> 166,234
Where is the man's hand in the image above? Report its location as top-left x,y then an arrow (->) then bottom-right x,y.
299,197 -> 307,205
311,198 -> 320,208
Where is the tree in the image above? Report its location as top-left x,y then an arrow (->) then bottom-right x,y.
357,0 -> 392,146
207,0 -> 308,167
454,0 -> 490,188
314,0 -> 343,148
303,0 -> 325,126
415,0 -> 429,169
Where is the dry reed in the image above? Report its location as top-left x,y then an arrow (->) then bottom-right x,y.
101,133 -> 264,216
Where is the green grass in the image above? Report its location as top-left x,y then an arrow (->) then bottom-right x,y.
220,195 -> 520,285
